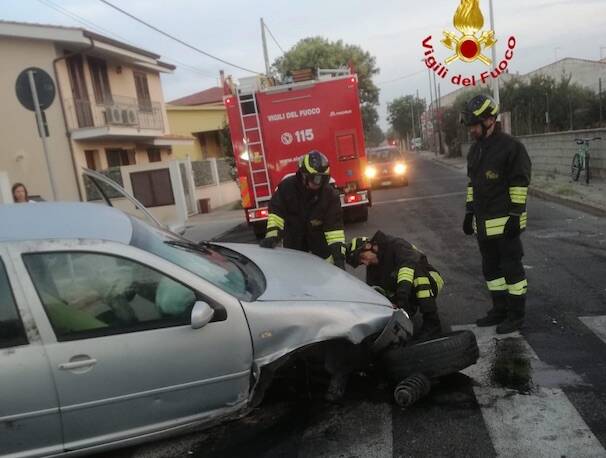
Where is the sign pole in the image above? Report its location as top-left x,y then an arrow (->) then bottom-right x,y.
27,69 -> 57,201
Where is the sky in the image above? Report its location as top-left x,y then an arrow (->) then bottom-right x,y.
3,0 -> 605,129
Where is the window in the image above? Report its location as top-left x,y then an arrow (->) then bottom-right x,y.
147,148 -> 161,163
106,148 -> 136,167
336,132 -> 358,161
88,57 -> 112,105
85,150 -> 99,170
134,71 -> 152,111
0,259 -> 28,349
131,169 -> 175,207
23,252 -> 197,341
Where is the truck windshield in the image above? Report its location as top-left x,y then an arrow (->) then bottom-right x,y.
129,217 -> 265,301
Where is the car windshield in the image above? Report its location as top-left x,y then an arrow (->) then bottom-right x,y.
368,148 -> 402,163
129,217 -> 265,301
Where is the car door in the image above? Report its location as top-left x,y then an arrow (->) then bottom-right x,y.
10,240 -> 253,452
0,245 -> 63,457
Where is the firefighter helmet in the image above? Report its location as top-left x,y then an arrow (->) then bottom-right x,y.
346,236 -> 371,267
298,150 -> 330,187
460,94 -> 499,126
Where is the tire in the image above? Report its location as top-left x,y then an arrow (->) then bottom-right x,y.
344,205 -> 369,223
585,153 -> 591,184
571,153 -> 582,181
380,330 -> 479,382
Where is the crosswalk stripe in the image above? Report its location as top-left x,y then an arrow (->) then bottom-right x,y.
298,402 -> 392,458
454,324 -> 606,457
579,315 -> 606,343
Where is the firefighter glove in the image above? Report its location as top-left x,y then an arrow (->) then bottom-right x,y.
260,236 -> 279,249
463,213 -> 475,235
504,215 -> 521,239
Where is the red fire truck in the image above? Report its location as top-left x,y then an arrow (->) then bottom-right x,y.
223,69 -> 371,237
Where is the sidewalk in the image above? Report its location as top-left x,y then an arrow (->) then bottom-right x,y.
182,206 -> 246,242
414,150 -> 606,216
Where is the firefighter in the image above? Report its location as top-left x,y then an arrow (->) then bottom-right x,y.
346,231 -> 444,340
461,94 -> 532,334
260,150 -> 346,269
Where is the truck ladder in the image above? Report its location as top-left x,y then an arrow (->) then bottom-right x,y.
236,92 -> 272,206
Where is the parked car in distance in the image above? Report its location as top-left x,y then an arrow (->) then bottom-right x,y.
365,146 -> 408,188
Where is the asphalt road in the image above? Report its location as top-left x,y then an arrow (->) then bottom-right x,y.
102,154 -> 606,458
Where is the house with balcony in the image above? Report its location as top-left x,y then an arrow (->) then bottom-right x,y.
0,21 -> 191,203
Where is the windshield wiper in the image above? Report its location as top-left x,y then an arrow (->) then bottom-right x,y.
165,239 -> 213,255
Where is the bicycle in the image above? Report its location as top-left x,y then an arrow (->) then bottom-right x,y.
571,137 -> 601,184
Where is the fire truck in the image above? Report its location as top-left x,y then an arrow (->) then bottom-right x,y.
223,68 -> 371,237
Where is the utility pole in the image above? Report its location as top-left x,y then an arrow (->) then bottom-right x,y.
426,66 -> 436,153
545,92 -> 550,132
260,18 -> 271,77
488,0 -> 500,111
599,77 -> 603,127
432,72 -> 443,155
410,98 -> 416,141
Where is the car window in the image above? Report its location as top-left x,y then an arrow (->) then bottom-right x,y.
23,252 -> 197,341
0,258 -> 28,349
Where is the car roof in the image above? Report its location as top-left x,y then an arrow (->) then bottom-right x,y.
0,202 -> 133,244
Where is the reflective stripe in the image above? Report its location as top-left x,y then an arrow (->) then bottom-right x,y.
413,277 -> 431,287
491,103 -> 500,115
267,213 -> 284,230
473,99 -> 492,116
520,212 -> 528,229
304,154 -> 318,174
265,230 -> 278,238
351,237 -> 369,251
430,271 -> 444,292
416,290 -> 432,299
325,255 -> 334,264
487,277 -> 507,292
485,216 -> 509,236
510,186 -> 528,205
340,245 -> 347,255
467,186 -> 474,203
397,267 -> 415,284
325,229 -> 345,245
508,279 -> 528,296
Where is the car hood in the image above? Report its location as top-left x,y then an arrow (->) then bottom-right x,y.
218,243 -> 391,306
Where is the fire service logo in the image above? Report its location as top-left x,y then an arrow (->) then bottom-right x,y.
422,0 -> 517,87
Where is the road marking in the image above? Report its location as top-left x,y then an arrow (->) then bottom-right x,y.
298,402 -> 392,458
453,325 -> 605,457
579,315 -> 606,343
374,191 -> 466,206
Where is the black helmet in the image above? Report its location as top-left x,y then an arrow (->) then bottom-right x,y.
346,236 -> 370,267
460,94 -> 499,126
298,150 -> 330,187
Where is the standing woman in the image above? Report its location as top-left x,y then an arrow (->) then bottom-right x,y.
12,183 -> 34,203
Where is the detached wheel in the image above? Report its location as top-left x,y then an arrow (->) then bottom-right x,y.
571,153 -> 581,181
381,331 -> 479,382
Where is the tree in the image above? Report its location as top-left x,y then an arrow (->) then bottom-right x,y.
387,95 -> 426,142
273,37 -> 381,141
365,124 -> 385,147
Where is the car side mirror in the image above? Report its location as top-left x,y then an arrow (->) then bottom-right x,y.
191,301 -> 215,329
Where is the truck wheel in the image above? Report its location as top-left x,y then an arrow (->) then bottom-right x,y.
380,331 -> 479,382
252,221 -> 267,239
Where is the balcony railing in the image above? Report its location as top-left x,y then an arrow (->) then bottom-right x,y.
64,95 -> 164,133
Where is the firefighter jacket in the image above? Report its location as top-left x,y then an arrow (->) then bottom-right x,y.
265,174 -> 346,267
366,231 -> 443,310
466,131 -> 532,240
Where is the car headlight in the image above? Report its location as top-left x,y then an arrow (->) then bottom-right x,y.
365,166 -> 377,178
394,163 -> 406,174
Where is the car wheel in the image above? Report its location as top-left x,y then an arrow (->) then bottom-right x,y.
380,330 -> 479,381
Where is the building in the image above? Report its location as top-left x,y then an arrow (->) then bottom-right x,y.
0,20 -> 191,202
166,87 -> 228,161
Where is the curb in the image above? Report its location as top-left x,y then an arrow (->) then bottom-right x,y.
529,187 -> 606,217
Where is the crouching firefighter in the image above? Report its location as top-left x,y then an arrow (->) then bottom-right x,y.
461,94 -> 532,334
346,231 -> 444,341
260,150 -> 346,269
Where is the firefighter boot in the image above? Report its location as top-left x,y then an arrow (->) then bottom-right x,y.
415,312 -> 443,342
496,296 -> 525,334
476,295 -> 508,327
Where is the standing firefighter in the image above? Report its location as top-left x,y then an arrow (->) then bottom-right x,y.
260,150 -> 346,269
346,231 -> 444,340
461,94 -> 532,334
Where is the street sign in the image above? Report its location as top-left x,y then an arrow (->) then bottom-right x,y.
15,67 -> 56,111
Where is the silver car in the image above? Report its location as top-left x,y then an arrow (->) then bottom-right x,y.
0,196 -> 415,457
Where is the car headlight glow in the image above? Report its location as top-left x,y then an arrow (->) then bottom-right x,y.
394,163 -> 406,174
365,165 -> 377,178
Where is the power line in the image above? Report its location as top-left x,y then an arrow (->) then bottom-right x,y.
263,21 -> 286,55
37,0 -> 218,80
98,0 -> 262,74
376,70 -> 426,86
